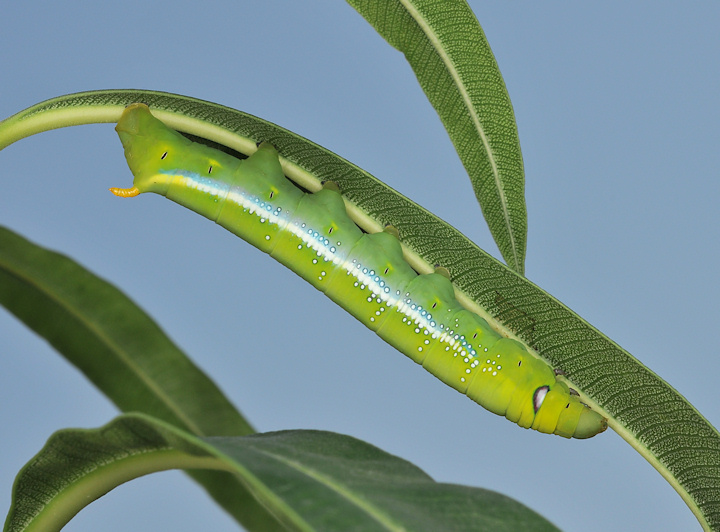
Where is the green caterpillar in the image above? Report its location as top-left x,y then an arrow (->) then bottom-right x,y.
111,103 -> 607,439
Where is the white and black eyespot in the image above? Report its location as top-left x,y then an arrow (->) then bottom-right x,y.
208,165 -> 213,174
533,385 -> 550,413
160,151 -> 168,160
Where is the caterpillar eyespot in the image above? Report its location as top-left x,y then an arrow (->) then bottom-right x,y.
111,103 -> 607,439
533,386 -> 549,413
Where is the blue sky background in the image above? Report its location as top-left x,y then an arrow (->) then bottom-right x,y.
1,2 -> 718,531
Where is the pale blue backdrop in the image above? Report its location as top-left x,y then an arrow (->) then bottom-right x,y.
1,2 -> 718,531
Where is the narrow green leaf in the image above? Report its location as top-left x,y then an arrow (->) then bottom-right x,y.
1,91 -> 719,530
0,228 -> 248,435
347,0 -> 527,274
5,414 -> 560,532
0,227 -> 285,531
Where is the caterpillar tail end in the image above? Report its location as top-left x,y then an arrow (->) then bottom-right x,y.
109,186 -> 140,198
572,410 -> 608,439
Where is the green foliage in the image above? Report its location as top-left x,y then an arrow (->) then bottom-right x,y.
6,414 -> 559,532
0,226 -> 281,531
348,0 -> 526,274
0,1 -> 717,531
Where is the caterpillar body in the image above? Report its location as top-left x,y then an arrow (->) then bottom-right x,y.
111,103 -> 606,439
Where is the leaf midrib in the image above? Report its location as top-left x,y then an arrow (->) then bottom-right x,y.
398,0 -> 518,271
250,446 -> 406,531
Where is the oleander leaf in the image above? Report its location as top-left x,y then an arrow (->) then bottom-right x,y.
5,414 -> 560,532
0,226 -> 284,531
347,0 -> 527,274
